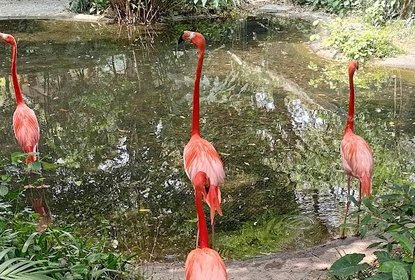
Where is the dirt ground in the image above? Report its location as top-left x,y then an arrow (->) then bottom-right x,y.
0,0 -> 100,21
0,1 -> 401,279
144,236 -> 379,280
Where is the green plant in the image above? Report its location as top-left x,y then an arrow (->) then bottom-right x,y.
364,0 -> 389,26
293,0 -> 360,16
216,214 -> 318,259
330,183 -> 415,279
90,0 -> 110,14
0,155 -> 137,280
323,18 -> 399,61
330,253 -> 370,278
294,0 -> 415,20
70,0 -> 92,13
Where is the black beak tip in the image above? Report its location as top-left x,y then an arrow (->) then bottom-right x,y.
178,32 -> 185,44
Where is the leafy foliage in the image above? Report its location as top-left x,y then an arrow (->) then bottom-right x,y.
0,157 -> 138,279
330,253 -> 369,278
292,0 -> 360,15
331,183 -> 415,279
69,0 -> 241,23
294,0 -> 415,20
319,18 -> 399,61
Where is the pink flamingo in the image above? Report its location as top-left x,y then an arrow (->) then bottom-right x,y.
340,60 -> 373,238
179,31 -> 225,237
0,33 -> 40,163
185,171 -> 227,280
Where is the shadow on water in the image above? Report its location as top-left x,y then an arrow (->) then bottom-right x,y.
0,16 -> 415,262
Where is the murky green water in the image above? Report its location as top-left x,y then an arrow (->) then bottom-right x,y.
1,17 -> 415,261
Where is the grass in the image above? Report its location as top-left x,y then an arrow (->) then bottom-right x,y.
216,215 -> 315,259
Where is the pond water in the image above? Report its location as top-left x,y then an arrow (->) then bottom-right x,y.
0,17 -> 415,262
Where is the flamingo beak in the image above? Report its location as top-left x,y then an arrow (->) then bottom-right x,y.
178,32 -> 185,44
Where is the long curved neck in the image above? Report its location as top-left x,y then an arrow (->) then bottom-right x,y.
191,49 -> 204,136
195,190 -> 209,249
346,70 -> 355,131
10,41 -> 24,105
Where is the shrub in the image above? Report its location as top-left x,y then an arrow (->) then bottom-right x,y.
294,0 -> 415,21
70,0 -> 241,24
330,184 -> 415,279
291,0 -> 360,16
323,18 -> 399,61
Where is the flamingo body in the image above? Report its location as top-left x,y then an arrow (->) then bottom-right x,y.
184,134 -> 224,221
340,129 -> 373,196
185,171 -> 227,280
340,60 -> 373,238
0,32 -> 40,163
185,247 -> 227,280
179,31 -> 225,225
13,103 -> 40,163
340,60 -> 373,198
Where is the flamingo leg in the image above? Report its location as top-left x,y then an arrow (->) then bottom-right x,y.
211,221 -> 215,248
355,182 -> 362,236
196,225 -> 199,248
341,175 -> 351,239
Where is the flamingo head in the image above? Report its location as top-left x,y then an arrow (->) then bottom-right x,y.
178,31 -> 206,50
0,33 -> 15,45
348,60 -> 359,76
193,171 -> 210,199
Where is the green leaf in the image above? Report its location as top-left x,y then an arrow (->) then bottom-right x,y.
380,261 -> 407,273
330,253 -> 369,277
0,257 -> 57,279
42,161 -> 57,170
392,265 -> 408,280
386,224 -> 402,232
71,264 -> 87,274
366,273 -> 393,280
411,262 -> 415,280
22,232 -> 39,254
375,251 -> 393,263
390,233 -> 414,255
28,161 -> 42,172
11,152 -> 26,163
0,185 -> 8,197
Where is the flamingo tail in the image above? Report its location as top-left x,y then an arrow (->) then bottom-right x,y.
205,185 -> 222,225
360,175 -> 371,197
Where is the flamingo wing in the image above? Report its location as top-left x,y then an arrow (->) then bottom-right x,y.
13,103 -> 40,159
183,134 -> 225,187
185,248 -> 227,280
340,130 -> 373,179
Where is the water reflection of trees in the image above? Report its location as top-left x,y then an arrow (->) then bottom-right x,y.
2,17 -> 415,261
